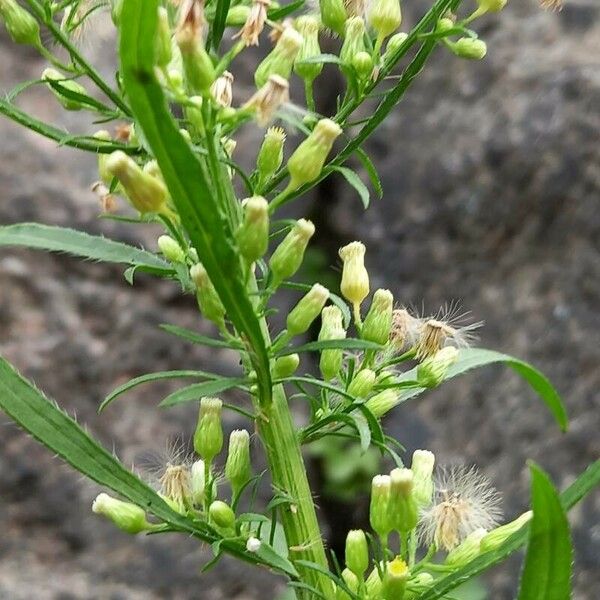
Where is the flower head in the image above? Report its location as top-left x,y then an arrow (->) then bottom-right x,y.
419,466 -> 502,551
243,74 -> 290,126
235,0 -> 270,46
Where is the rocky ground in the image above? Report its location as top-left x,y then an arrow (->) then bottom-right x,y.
1,1 -> 599,598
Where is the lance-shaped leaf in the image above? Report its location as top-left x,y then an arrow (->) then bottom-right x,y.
119,0 -> 272,403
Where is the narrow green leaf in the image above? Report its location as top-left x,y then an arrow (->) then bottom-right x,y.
394,348 -> 568,431
518,463 -> 572,600
331,165 -> 371,208
159,378 -> 247,407
0,223 -> 170,270
45,78 -> 117,115
267,0 -> 305,20
294,53 -> 343,66
100,370 -> 219,413
355,147 -> 383,199
277,338 -> 383,356
120,0 -> 272,403
350,412 -> 371,453
211,0 -> 231,49
159,324 -> 243,350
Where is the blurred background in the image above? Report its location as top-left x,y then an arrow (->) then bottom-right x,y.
1,0 -> 599,598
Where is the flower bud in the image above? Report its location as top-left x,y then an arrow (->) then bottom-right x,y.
287,118 -> 342,192
273,353 -> 300,379
190,263 -> 226,328
366,567 -> 383,598
287,284 -> 330,336
368,0 -> 402,41
106,151 -> 168,214
405,572 -> 434,598
225,429 -> 252,498
382,557 -> 409,600
340,17 -> 367,67
451,37 -> 487,60
410,449 -> 435,507
176,25 -> 215,94
92,493 -> 150,534
243,74 -> 290,127
0,0 -> 40,46
211,71 -> 234,108
236,196 -> 269,263
477,0 -> 507,12
294,16 -> 322,83
362,289 -> 393,345
318,305 -> 346,380
319,0 -> 347,36
94,130 -> 113,185
156,6 -> 172,68
339,241 -> 369,308
336,568 -> 359,600
269,218 -> 315,285
42,68 -> 88,111
445,528 -> 486,566
480,511 -> 532,552
352,51 -> 373,80
370,474 -> 392,539
193,397 -> 223,462
254,27 -> 303,88
388,468 -> 418,533
384,32 -> 408,60
347,369 -> 376,398
227,5 -> 251,26
257,127 -> 286,186
416,346 -> 458,388
246,536 -> 262,552
157,235 -> 185,263
209,500 -> 236,529
345,529 -> 369,579
190,459 -> 206,505
365,389 -> 397,418
185,96 -> 205,138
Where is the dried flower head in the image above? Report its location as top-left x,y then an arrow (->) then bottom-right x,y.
91,181 -> 117,213
269,17 -> 293,44
390,307 -> 422,351
539,0 -> 562,11
345,0 -> 366,18
160,462 -> 192,511
235,0 -> 270,46
243,74 -> 290,126
211,71 -> 234,107
177,0 -> 205,38
419,466 -> 502,551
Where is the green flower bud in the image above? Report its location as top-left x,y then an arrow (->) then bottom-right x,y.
370,474 -> 392,539
382,557 -> 409,600
287,284 -> 330,336
225,429 -> 252,498
480,511 -> 532,552
365,388 -> 397,418
269,218 -> 315,285
366,567 -> 383,599
193,397 -> 224,462
156,7 -> 172,68
190,459 -> 206,505
388,468 -> 418,533
384,32 -> 408,60
273,353 -> 300,379
226,5 -> 251,26
42,68 -> 88,111
336,568 -> 359,600
318,305 -> 346,380
257,126 -> 286,186
92,493 -> 150,534
319,0 -> 347,36
477,0 -> 507,12
451,37 -> 487,60
445,528 -> 486,566
94,130 -> 113,185
347,369 -> 376,398
345,529 -> 369,579
286,118 -> 342,192
294,16 -> 323,83
368,0 -> 402,40
339,241 -> 369,308
185,96 -> 205,138
352,51 -> 373,80
237,196 -> 269,263
362,289 -> 393,345
190,263 -> 226,328
410,449 -> 435,507
0,0 -> 40,46
416,346 -> 458,388
405,572 -> 434,598
176,27 -> 216,94
157,235 -> 185,263
209,500 -> 236,529
435,17 -> 455,34
106,151 -> 168,214
255,27 -> 303,88
340,17 -> 367,67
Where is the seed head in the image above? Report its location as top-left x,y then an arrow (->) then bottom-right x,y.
390,308 -> 422,351
235,0 -> 270,46
243,74 -> 290,126
160,463 -> 192,512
